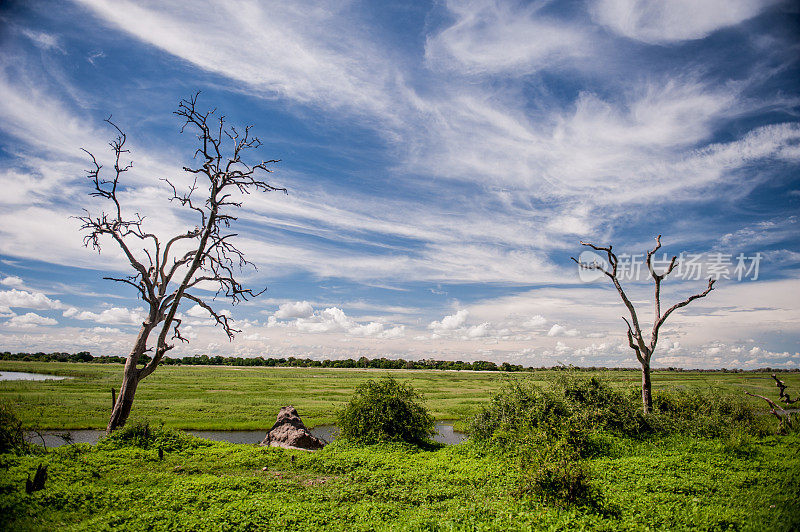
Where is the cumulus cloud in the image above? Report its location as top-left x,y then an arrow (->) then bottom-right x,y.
186,305 -> 208,318
0,276 -> 25,289
270,306 -> 408,339
295,307 -> 351,333
429,310 -> 469,332
547,323 -> 579,337
523,315 -> 547,328
274,301 -> 314,319
90,326 -> 122,334
6,312 -> 58,327
63,306 -> 144,325
466,322 -> 491,338
0,289 -> 63,310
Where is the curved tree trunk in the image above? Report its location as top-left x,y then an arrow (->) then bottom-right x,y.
641,363 -> 653,414
107,365 -> 139,432
107,325 -> 150,433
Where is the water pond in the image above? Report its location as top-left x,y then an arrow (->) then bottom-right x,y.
0,371 -> 71,381
26,421 -> 467,448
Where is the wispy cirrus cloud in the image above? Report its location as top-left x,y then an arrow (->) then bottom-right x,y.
589,0 -> 780,44
0,0 -> 796,365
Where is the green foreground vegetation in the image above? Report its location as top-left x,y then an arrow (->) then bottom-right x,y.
1,361 -> 798,430
1,431 -> 798,531
1,362 -> 799,530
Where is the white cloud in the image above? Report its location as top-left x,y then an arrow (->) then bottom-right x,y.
76,0 -> 396,116
589,0 -> 778,44
429,309 -> 469,332
523,315 -> 547,328
547,323 -> 579,337
274,300 -> 314,319
295,307 -> 351,333
0,276 -> 25,289
268,305 -> 406,339
186,305 -> 207,318
426,0 -> 589,74
6,312 -> 58,327
717,216 -> 798,251
63,306 -> 144,326
466,322 -> 491,338
0,289 -> 63,310
20,29 -> 65,52
90,326 -> 122,334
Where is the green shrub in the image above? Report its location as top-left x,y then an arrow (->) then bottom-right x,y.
650,388 -> 770,437
515,440 -> 616,513
471,373 -> 771,452
336,376 -> 435,445
518,456 -> 593,505
470,374 -> 648,456
97,421 -> 205,452
0,401 -> 27,454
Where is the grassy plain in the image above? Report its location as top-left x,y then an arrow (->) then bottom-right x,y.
1,361 -> 799,531
1,360 -> 797,430
1,432 -> 798,531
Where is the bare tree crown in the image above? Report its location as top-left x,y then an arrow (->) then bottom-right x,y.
572,235 -> 716,412
77,93 -> 285,379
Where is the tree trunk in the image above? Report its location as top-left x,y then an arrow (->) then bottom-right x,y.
106,360 -> 140,433
641,362 -> 653,414
107,324 -> 151,433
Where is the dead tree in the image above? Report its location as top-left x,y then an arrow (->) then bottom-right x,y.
77,93 -> 286,432
572,236 -> 715,413
746,374 -> 799,434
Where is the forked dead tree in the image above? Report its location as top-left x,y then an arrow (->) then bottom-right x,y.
78,94 -> 286,432
572,236 -> 715,413
746,374 -> 799,433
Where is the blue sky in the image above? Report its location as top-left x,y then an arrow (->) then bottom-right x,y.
0,0 -> 798,368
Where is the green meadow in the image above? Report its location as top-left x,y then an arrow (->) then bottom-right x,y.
1,432 -> 798,531
0,360 -> 796,430
1,361 -> 799,531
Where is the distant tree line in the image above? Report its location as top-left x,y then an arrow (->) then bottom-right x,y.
0,351 -> 796,373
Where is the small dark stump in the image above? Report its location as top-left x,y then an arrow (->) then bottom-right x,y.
25,464 -> 47,494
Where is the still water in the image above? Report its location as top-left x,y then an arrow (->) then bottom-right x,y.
0,371 -> 71,381
26,421 -> 467,448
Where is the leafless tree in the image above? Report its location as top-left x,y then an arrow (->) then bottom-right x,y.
77,93 -> 286,432
572,236 -> 715,413
746,374 -> 799,434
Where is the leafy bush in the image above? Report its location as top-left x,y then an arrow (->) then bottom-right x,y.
97,421 -> 205,452
650,388 -> 770,437
0,401 -> 27,454
336,376 -> 435,445
517,455 -> 597,507
470,374 -> 647,457
471,373 -> 771,451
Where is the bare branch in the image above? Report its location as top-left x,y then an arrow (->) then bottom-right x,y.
745,391 -> 794,434
773,374 -> 800,405
576,235 -> 717,413
82,94 -> 286,432
654,278 -> 716,335
182,293 -> 240,339
622,316 -> 644,364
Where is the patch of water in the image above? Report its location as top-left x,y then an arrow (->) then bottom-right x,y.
27,422 -> 467,448
0,371 -> 71,381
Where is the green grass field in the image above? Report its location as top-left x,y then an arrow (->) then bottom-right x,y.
1,431 -> 798,531
1,361 -> 797,430
2,361 -> 799,531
